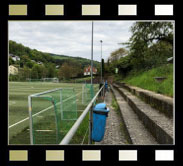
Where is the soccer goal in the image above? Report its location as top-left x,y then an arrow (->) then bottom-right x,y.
42,78 -> 59,83
28,88 -> 77,145
26,78 -> 59,83
26,78 -> 43,82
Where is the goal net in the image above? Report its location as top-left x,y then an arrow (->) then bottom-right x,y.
26,78 -> 59,83
26,78 -> 43,82
42,78 -> 59,83
28,88 -> 77,145
82,84 -> 95,105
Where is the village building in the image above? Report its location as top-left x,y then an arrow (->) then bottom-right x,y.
84,66 -> 97,76
9,54 -> 20,61
37,61 -> 43,65
167,57 -> 173,63
9,65 -> 18,75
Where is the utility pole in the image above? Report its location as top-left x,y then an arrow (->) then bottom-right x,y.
100,40 -> 103,83
91,22 -> 94,85
89,21 -> 94,144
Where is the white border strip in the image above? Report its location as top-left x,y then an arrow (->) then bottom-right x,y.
119,150 -> 138,161
118,5 -> 137,16
155,5 -> 173,16
155,150 -> 174,161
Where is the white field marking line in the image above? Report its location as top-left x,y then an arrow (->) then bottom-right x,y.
81,126 -> 89,145
9,101 -> 16,106
9,91 -> 82,129
27,129 -> 54,132
26,129 -> 68,132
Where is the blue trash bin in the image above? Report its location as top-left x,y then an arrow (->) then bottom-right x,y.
92,103 -> 109,142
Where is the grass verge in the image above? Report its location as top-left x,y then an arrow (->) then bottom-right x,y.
122,64 -> 173,97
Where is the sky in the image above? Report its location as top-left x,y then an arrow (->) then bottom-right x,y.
9,21 -> 134,62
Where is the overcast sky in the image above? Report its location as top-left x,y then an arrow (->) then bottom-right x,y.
9,21 -> 134,62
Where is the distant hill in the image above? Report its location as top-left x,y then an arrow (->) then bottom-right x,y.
49,53 -> 100,68
9,40 -> 100,68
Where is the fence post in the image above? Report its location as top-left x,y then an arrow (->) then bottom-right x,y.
28,96 -> 34,145
82,84 -> 84,104
103,84 -> 105,97
89,103 -> 93,144
60,89 -> 63,120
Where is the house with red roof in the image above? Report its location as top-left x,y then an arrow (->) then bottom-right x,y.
84,66 -> 97,76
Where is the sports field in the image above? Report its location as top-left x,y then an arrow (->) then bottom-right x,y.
9,82 -> 99,145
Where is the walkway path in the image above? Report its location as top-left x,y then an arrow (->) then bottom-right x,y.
95,90 -> 127,145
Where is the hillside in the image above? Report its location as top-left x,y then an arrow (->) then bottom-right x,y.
9,40 -> 100,68
9,40 -> 100,81
50,53 -> 100,68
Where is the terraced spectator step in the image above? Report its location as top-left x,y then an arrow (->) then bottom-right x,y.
95,91 -> 127,145
114,83 -> 173,118
113,84 -> 173,144
111,85 -> 158,145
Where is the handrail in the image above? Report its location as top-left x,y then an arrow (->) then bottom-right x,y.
59,85 -> 104,145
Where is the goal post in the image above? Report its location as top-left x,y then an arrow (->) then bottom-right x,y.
26,78 -> 59,83
26,78 -> 43,82
28,88 -> 77,145
42,78 -> 59,83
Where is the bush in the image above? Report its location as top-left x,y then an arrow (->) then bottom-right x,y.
9,75 -> 19,81
144,41 -> 173,70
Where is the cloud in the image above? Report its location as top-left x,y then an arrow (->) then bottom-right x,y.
9,21 -> 134,61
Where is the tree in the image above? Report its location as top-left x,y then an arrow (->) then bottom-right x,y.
46,63 -> 56,78
58,60 -> 83,79
40,65 -> 48,78
117,55 -> 132,76
129,22 -> 173,46
106,48 -> 129,75
144,41 -> 173,69
25,61 -> 34,68
19,55 -> 30,68
58,63 -> 73,80
124,22 -> 173,70
31,64 -> 42,79
9,57 -> 14,65
109,48 -> 128,63
23,66 -> 31,80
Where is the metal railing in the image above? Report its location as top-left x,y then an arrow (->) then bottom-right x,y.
59,85 -> 104,145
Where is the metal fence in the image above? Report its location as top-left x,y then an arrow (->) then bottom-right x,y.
60,85 -> 105,145
28,88 -> 77,145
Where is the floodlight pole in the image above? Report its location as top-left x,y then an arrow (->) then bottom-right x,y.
89,21 -> 94,144
91,21 -> 94,85
100,40 -> 103,83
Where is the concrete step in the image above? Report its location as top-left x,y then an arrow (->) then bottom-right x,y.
113,84 -> 173,144
110,85 -> 158,145
114,82 -> 173,118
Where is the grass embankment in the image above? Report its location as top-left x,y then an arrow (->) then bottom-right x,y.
122,64 -> 173,97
